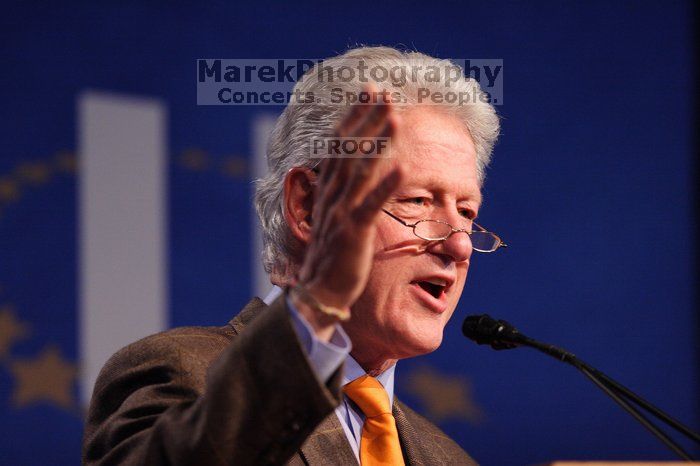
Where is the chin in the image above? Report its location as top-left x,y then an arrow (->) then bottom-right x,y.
392,325 -> 445,359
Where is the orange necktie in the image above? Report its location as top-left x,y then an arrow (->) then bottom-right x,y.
343,375 -> 405,466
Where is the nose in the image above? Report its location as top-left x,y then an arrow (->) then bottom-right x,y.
427,216 -> 473,263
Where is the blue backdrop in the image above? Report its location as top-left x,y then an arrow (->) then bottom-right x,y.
0,2 -> 696,465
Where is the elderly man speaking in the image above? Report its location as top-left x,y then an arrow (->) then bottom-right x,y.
83,46 -> 504,466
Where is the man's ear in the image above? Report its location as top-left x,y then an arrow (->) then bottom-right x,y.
283,167 -> 316,244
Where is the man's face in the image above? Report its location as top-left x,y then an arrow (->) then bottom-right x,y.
344,107 -> 481,364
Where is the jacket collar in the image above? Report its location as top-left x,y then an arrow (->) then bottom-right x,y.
229,297 -> 449,465
394,400 -> 449,466
299,402 -> 449,466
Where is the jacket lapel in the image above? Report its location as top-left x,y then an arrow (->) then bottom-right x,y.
231,299 -> 445,465
394,401 -> 447,466
299,412 -> 358,465
229,298 -> 356,465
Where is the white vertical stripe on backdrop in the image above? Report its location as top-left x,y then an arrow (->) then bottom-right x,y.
78,92 -> 168,406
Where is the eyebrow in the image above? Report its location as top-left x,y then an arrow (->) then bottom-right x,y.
402,177 -> 482,204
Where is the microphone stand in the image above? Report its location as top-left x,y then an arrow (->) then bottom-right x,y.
462,315 -> 700,461
516,334 -> 699,461
579,365 -> 692,461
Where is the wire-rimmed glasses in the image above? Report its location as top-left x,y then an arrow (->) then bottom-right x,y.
382,209 -> 507,253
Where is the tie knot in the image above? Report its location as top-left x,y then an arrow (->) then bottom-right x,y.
343,375 -> 392,418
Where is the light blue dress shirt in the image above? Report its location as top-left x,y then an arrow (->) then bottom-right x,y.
262,286 -> 396,463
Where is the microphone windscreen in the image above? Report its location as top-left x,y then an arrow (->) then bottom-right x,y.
462,314 -> 497,343
462,314 -> 521,350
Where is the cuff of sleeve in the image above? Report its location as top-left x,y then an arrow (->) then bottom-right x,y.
286,294 -> 351,383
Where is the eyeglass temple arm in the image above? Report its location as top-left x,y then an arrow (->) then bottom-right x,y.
381,209 -> 416,227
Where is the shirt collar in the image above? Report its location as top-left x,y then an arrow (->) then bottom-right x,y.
263,285 -> 396,405
262,285 -> 283,305
342,353 -> 396,406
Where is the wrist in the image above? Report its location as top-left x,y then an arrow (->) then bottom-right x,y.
288,285 -> 342,342
290,283 -> 351,320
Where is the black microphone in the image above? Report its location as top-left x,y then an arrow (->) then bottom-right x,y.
463,314 -> 700,461
461,314 -> 521,349
462,314 -> 577,361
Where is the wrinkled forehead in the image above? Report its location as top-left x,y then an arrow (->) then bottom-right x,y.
392,107 -> 477,160
397,162 -> 483,206
389,108 -> 481,202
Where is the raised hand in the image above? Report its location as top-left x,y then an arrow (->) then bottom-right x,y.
291,86 -> 403,336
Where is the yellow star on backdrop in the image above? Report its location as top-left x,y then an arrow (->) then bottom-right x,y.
221,156 -> 248,178
16,161 -> 52,186
405,366 -> 484,425
0,177 -> 21,203
9,345 -> 77,410
0,305 -> 30,359
179,148 -> 210,171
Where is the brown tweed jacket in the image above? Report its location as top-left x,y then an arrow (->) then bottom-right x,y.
83,295 -> 477,465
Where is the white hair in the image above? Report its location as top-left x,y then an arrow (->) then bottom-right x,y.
254,46 -> 500,277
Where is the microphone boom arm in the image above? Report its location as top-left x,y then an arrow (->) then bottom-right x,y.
462,314 -> 700,461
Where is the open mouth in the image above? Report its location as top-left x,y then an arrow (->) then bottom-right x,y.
415,280 -> 445,299
410,278 -> 450,314
409,275 -> 453,313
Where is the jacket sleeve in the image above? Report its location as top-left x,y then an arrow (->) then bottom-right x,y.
82,296 -> 344,466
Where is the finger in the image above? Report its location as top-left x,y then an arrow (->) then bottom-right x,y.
334,84 -> 378,137
342,98 -> 393,192
316,86 -> 394,228
352,168 -> 403,225
315,154 -> 355,217
318,154 -> 339,186
340,149 -> 386,209
322,110 -> 388,204
317,154 -> 388,237
315,159 -> 346,209
349,100 -> 391,139
342,99 -> 390,141
376,112 -> 396,139
340,113 -> 396,206
335,100 -> 371,137
317,145 -> 353,192
338,84 -> 390,138
314,155 -> 369,238
329,88 -> 390,188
